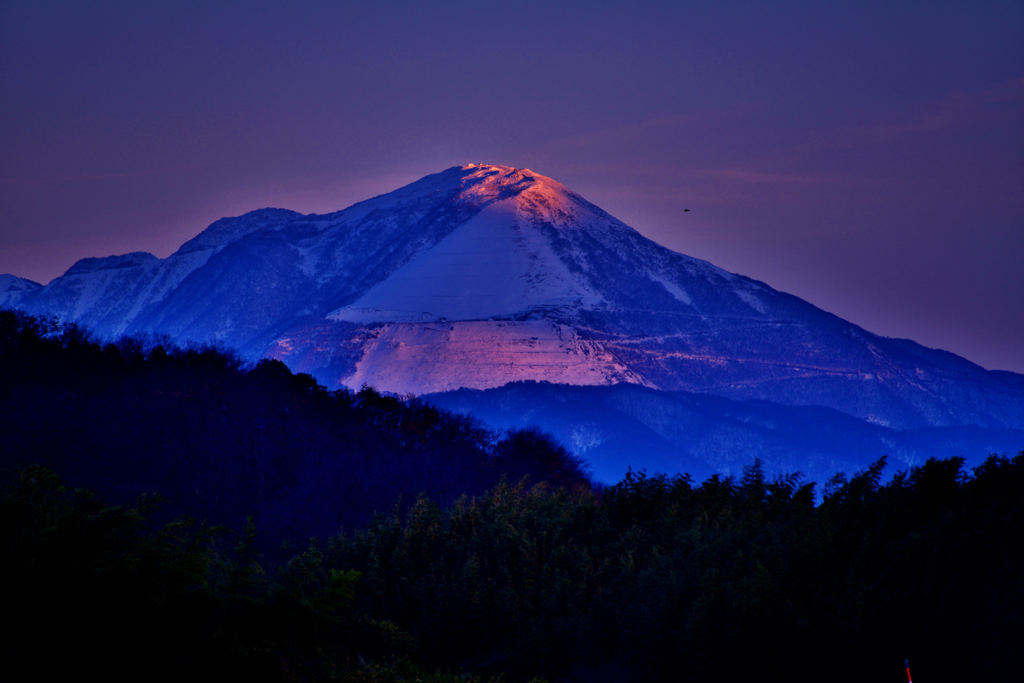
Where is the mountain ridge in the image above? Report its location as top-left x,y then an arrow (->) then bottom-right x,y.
3,163 -> 1022,477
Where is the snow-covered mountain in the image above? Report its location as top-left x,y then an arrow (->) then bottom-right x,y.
4,164 -> 1023,477
0,274 -> 42,299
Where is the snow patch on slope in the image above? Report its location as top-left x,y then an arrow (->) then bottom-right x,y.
648,271 -> 692,305
342,320 -> 653,395
734,286 -> 768,314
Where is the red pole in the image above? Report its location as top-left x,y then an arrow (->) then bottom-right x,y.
905,659 -> 912,683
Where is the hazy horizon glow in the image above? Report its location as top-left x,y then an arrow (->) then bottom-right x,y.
1,1 -> 1022,371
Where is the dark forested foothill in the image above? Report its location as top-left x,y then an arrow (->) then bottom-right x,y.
0,309 -> 588,549
2,309 -> 1022,682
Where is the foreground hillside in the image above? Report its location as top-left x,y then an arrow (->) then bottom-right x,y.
2,309 -> 1022,681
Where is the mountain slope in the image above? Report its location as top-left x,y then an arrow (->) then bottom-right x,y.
425,381 -> 1024,484
5,164 -> 1023,442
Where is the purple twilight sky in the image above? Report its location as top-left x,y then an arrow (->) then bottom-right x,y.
2,1 -> 1022,372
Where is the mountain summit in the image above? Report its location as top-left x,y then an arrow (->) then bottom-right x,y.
330,165 -> 608,323
4,164 -> 1023,478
